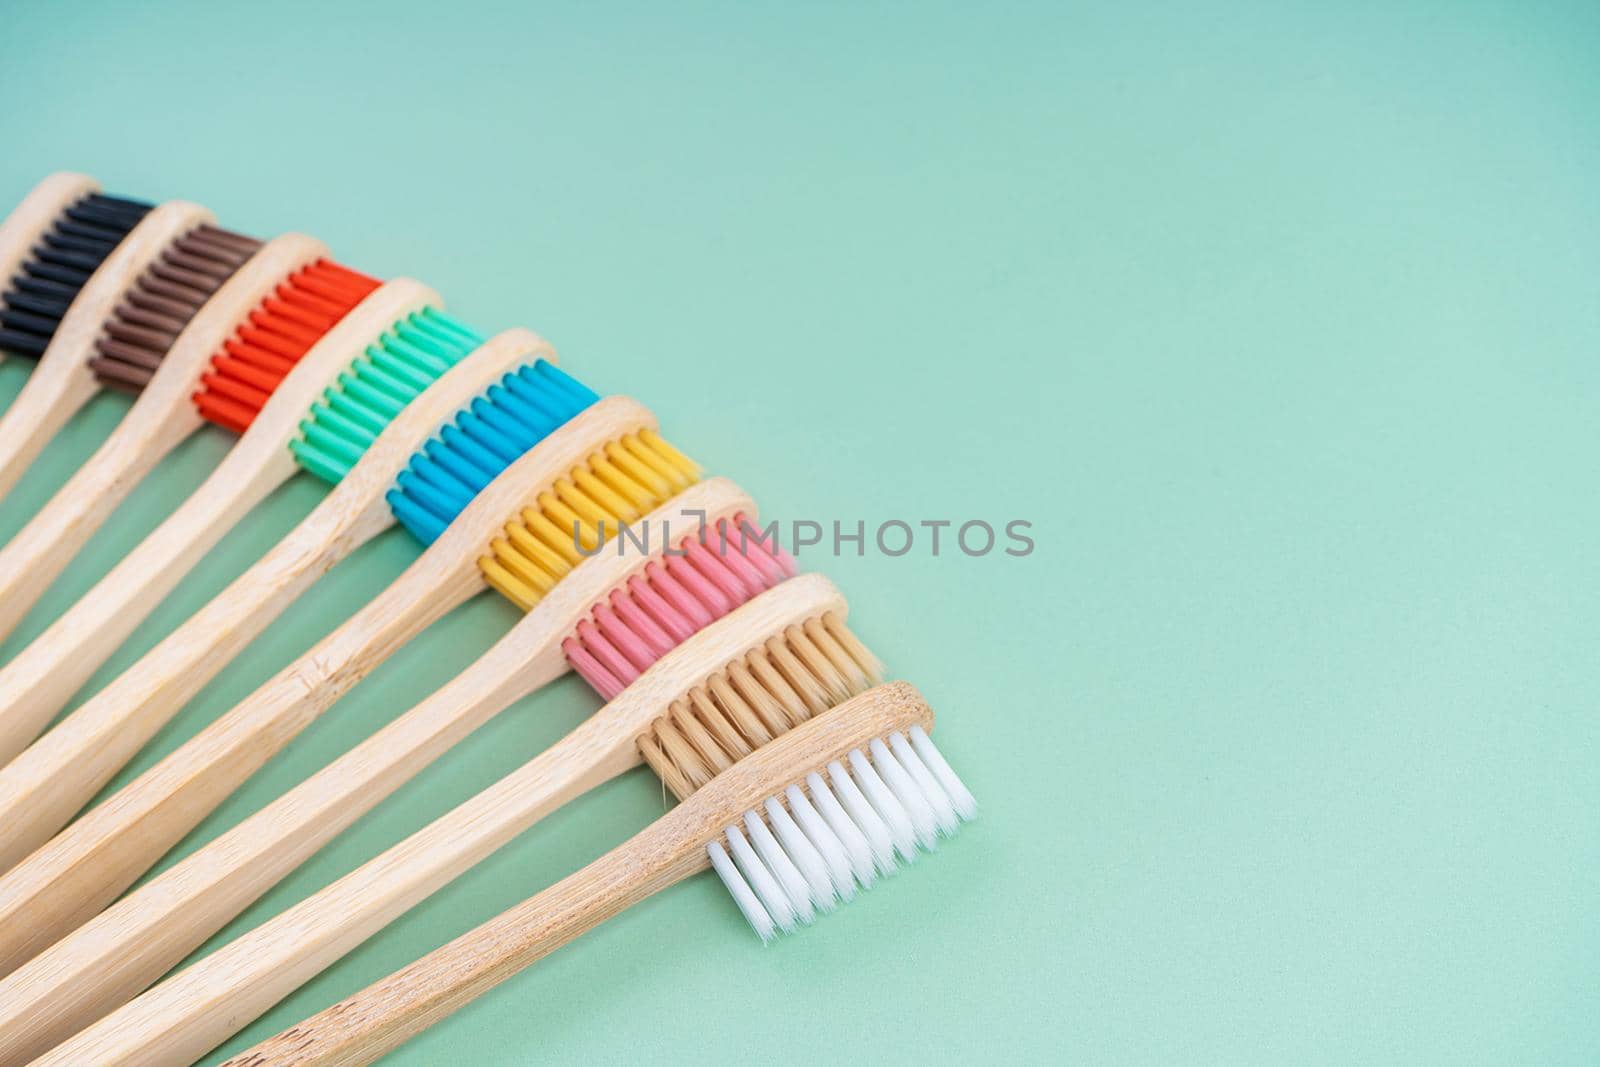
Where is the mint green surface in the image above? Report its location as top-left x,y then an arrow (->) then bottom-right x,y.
2,3 -> 1597,1063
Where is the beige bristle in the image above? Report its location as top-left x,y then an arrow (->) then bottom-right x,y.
637,611 -> 885,800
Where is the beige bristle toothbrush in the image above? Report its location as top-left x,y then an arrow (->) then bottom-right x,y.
222,681 -> 969,1067
0,392 -> 698,977
0,222 -> 352,645
0,174 -> 195,501
22,581 -> 973,1066
0,477 -> 790,1059
0,324 -> 556,870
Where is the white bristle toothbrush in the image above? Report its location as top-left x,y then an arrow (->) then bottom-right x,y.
41,678 -> 972,1066
0,478 -> 791,1059
0,320 -> 554,867
0,393 -> 697,979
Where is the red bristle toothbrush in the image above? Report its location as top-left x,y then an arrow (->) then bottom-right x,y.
222,683 -> 970,1067
0,230 -> 359,646
0,479 -> 789,1059
21,577 -> 973,1066
0,393 -> 694,977
0,324 -> 552,869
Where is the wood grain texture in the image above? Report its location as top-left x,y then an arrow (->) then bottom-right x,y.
0,317 -> 551,884
0,173 -> 116,490
0,227 -> 319,664
62,682 -> 931,1067
0,479 -> 752,1063
0,396 -> 656,984
0,275 -> 427,789
0,172 -> 99,371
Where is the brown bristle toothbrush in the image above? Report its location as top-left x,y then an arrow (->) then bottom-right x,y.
0,325 -> 555,870
0,478 -> 790,1059
0,220 -> 357,646
0,172 -> 170,498
233,682 -> 968,1067
0,393 -> 698,978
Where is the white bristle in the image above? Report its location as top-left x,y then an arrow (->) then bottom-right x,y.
724,824 -> 798,933
744,811 -> 816,923
869,737 -> 940,849
888,731 -> 960,835
786,783 -> 858,900
764,798 -> 838,911
909,725 -> 977,820
708,840 -> 776,942
803,773 -> 879,888
707,728 -> 976,941
846,749 -> 920,862
825,759 -> 899,875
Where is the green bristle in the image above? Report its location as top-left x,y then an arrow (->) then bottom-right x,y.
289,307 -> 486,486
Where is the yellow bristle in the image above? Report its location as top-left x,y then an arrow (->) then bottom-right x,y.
478,430 -> 700,611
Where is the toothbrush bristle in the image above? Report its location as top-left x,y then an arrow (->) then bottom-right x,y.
87,225 -> 263,393
386,360 -> 601,544
634,612 -> 885,801
708,728 -> 975,940
477,429 -> 702,611
561,514 -> 797,699
289,308 -> 487,485
192,259 -> 381,433
0,192 -> 152,359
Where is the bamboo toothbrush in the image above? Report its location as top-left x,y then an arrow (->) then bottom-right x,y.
222,682 -> 970,1067
34,659 -> 960,1067
0,572 -> 883,1062
0,228 -> 346,645
0,478 -> 788,1059
0,173 -> 104,365
0,178 -> 193,501
0,393 -> 693,976
0,276 -> 463,767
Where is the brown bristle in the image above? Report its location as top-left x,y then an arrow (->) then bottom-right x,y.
86,224 -> 263,394
636,612 -> 885,801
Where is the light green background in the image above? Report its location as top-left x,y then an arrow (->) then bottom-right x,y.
1,2 -> 1596,1063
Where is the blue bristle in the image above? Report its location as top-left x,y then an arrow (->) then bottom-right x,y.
386,360 -> 599,544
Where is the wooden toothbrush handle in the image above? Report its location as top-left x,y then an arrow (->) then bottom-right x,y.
0,400 -> 202,658
0,431 -> 299,765
0,485 -> 395,874
40,774 -> 690,1067
0,620 -> 569,1065
0,362 -> 99,505
0,552 -> 484,978
234,821 -> 700,1067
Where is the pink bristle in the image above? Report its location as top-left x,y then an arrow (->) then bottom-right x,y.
561,513 -> 794,699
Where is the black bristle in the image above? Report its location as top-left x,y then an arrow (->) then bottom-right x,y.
0,191 -> 153,359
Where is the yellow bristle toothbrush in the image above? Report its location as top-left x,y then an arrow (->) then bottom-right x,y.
19,581 -> 973,1066
0,393 -> 698,977
0,174 -> 197,500
0,226 -> 350,644
0,478 -> 790,1058
220,682 -> 970,1067
0,324 -> 554,868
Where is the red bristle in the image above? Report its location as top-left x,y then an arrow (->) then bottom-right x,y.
191,258 -> 379,431
560,516 -> 796,700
